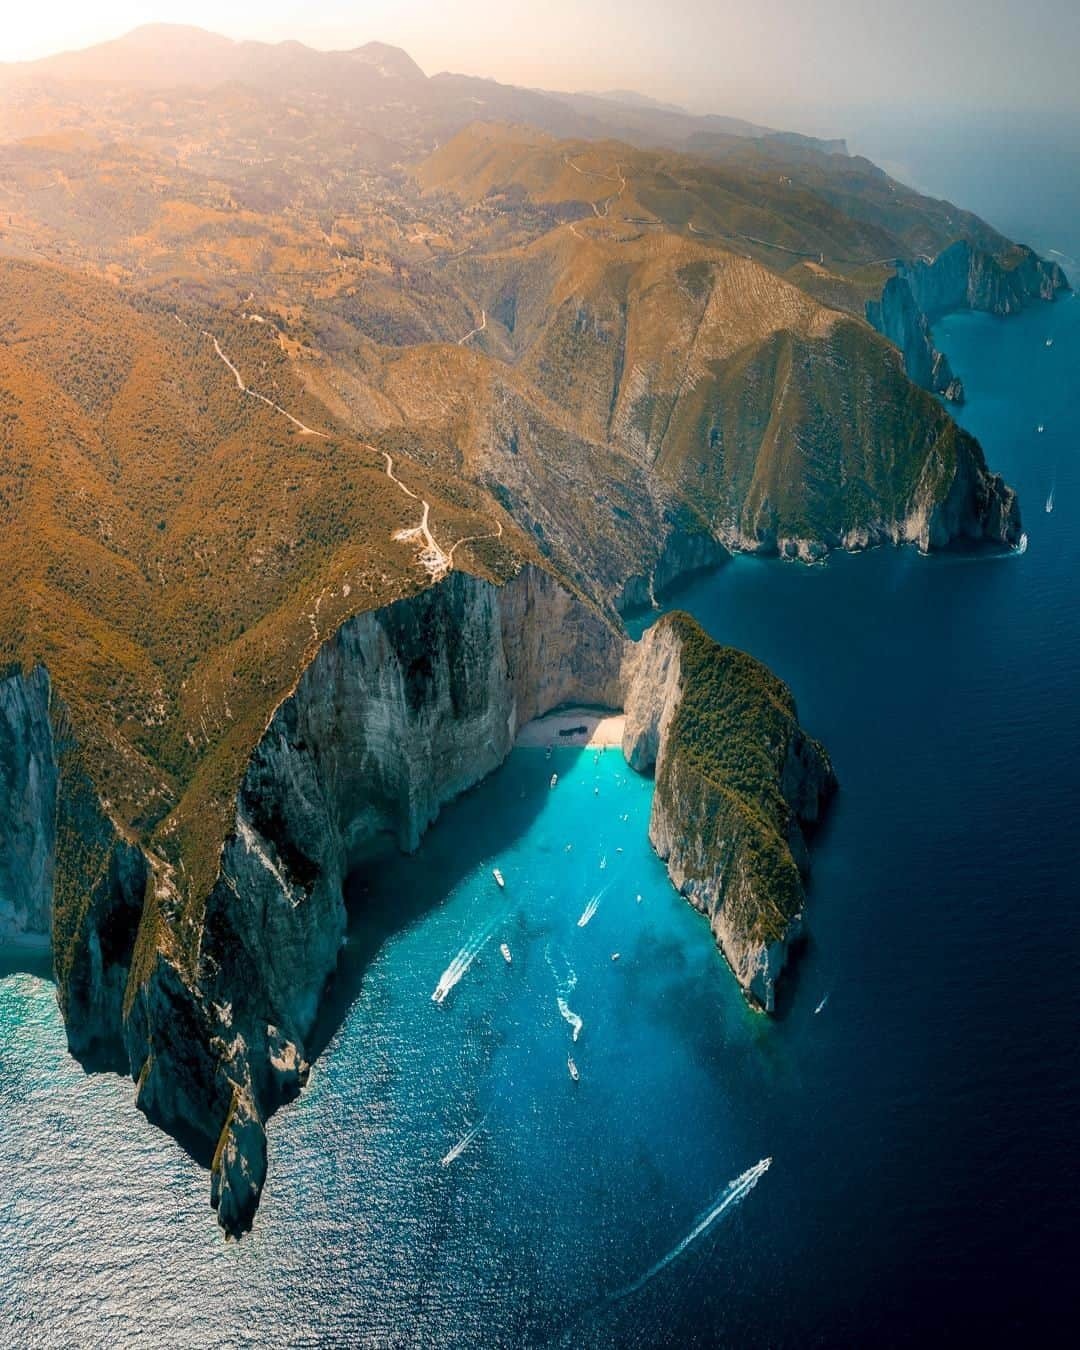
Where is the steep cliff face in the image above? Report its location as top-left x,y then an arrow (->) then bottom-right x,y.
0,666 -> 56,942
868,273 -> 964,402
116,566 -> 623,1234
12,566 -> 835,1235
623,613 -> 835,1011
868,240 -> 1069,394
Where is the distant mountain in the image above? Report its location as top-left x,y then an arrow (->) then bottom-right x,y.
0,23 -> 426,92
578,89 -> 689,115
1,23 -> 831,159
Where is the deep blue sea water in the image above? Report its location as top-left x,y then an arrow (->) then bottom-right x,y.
2,290 -> 1079,1346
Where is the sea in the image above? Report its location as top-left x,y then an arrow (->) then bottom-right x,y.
2,227 -> 1079,1346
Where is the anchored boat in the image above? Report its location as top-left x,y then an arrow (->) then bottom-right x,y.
492,868 -> 505,888
567,1055 -> 580,1082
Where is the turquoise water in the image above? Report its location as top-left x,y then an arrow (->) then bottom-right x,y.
3,289 -> 1079,1344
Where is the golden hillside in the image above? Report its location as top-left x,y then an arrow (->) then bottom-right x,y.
0,258 -> 522,897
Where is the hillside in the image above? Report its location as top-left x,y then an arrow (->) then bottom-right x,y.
0,259 -> 524,899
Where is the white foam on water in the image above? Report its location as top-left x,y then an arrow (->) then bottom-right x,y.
432,912 -> 504,1004
610,1158 -> 773,1302
439,1112 -> 489,1166
557,997 -> 583,1042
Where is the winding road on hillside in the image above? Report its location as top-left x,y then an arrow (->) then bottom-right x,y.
457,309 -> 487,344
380,449 -> 504,579
202,331 -> 330,438
564,156 -> 627,218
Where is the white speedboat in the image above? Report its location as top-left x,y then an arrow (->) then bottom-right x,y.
611,952 -> 620,962
500,943 -> 512,964
567,1055 -> 580,1082
492,868 -> 505,888
550,773 -> 558,789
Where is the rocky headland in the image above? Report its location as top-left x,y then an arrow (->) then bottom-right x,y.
0,566 -> 833,1235
868,240 -> 1070,401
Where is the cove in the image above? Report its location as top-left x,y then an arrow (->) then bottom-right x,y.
2,292 -> 1078,1346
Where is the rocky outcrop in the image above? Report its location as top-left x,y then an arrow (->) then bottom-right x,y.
867,272 -> 964,402
23,565 -> 832,1235
623,612 -> 835,1011
616,520 -> 728,613
115,566 -> 623,1234
723,413 -> 1021,559
0,666 -> 56,942
868,240 -> 1070,395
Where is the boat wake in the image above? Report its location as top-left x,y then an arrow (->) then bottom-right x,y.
558,997 -> 583,1042
546,946 -> 584,1040
610,1158 -> 773,1302
432,914 -> 504,1004
1047,484 -> 1056,514
576,884 -> 609,929
814,993 -> 829,1015
577,897 -> 600,928
440,1113 -> 489,1166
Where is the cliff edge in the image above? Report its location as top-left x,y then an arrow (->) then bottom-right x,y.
868,240 -> 1070,398
623,612 -> 836,1011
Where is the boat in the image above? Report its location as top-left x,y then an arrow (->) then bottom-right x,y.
500,943 -> 512,964
635,893 -> 642,904
611,952 -> 620,962
1047,487 -> 1055,514
545,745 -> 552,759
1037,424 -> 1045,433
550,773 -> 558,789
1046,337 -> 1054,347
567,1055 -> 580,1082
492,868 -> 505,888
599,856 -> 607,870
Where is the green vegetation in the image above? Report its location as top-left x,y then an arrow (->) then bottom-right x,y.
657,612 -> 833,944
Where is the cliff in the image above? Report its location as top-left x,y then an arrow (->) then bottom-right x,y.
3,564 -> 836,1234
623,612 -> 835,1011
0,665 -> 56,942
59,567 -> 623,1235
868,240 -> 1070,396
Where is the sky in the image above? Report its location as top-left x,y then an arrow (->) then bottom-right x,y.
2,0 -> 1079,134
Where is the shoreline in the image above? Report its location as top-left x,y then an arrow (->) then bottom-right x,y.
515,706 -> 625,748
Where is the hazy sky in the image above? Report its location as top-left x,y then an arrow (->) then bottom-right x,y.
4,1 -> 1079,132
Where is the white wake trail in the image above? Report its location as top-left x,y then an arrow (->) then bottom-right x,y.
440,1113 -> 489,1166
432,912 -> 504,1004
557,997 -> 583,1042
611,1159 -> 773,1302
577,883 -> 610,929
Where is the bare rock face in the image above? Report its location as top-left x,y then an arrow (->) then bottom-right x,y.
0,666 -> 57,941
868,239 -> 1069,396
120,566 -> 623,1233
17,565 -> 833,1235
622,613 -> 835,1011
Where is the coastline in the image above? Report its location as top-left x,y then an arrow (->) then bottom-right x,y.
515,706 -> 626,748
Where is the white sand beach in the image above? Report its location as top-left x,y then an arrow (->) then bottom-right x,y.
515,706 -> 625,748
